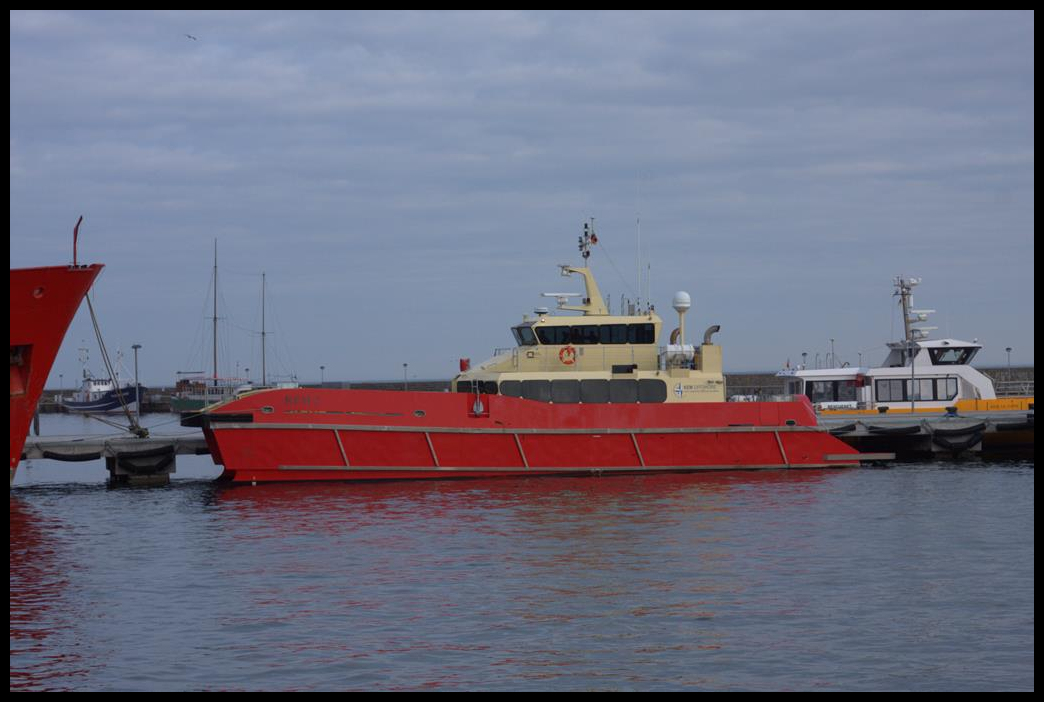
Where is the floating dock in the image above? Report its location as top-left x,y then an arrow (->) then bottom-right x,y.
19,433 -> 210,486
819,409 -> 1033,458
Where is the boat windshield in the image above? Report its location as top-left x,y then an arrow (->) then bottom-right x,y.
512,326 -> 538,346
928,347 -> 978,365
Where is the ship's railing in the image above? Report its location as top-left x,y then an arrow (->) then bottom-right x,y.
994,380 -> 1034,397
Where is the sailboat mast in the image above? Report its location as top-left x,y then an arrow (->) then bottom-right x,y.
212,239 -> 218,386
261,271 -> 267,387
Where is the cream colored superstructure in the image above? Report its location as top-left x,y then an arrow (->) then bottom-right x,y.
451,223 -> 726,403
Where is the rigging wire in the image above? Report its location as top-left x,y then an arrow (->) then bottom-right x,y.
84,294 -> 147,438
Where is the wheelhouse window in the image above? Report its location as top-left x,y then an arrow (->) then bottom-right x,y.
534,322 -> 657,345
928,347 -> 978,365
535,326 -> 571,345
512,326 -> 538,346
600,324 -> 628,344
574,325 -> 601,345
628,323 -> 656,344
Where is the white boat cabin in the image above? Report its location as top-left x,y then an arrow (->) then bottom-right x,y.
779,339 -> 996,411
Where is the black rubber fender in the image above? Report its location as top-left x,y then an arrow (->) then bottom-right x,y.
41,450 -> 103,462
932,431 -> 984,452
867,424 -> 922,435
931,422 -> 986,436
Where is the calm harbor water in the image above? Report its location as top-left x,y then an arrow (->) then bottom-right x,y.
10,415 -> 1034,690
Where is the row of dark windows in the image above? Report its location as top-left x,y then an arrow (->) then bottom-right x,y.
456,378 -> 668,404
805,377 -> 960,403
876,377 -> 959,402
512,323 -> 656,347
806,380 -> 859,404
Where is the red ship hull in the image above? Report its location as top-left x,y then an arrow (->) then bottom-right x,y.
10,264 -> 103,474
194,388 -> 862,483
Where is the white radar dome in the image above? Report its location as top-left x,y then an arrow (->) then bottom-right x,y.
672,291 -> 692,314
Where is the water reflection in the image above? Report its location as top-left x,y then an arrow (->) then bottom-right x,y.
9,497 -> 91,691
9,462 -> 1031,690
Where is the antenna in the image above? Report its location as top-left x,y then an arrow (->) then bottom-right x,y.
636,180 -> 642,311
646,262 -> 652,313
542,292 -> 582,308
261,271 -> 267,387
894,275 -> 934,343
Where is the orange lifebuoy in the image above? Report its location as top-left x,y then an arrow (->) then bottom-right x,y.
559,345 -> 577,365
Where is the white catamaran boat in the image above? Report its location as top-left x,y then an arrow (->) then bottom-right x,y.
778,276 -> 1033,415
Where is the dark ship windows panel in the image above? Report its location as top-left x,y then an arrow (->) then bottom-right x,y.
600,324 -> 628,344
580,379 -> 609,403
571,326 -> 601,345
875,377 -> 959,402
533,323 -> 656,346
807,379 -> 858,403
498,378 -> 666,403
628,324 -> 655,344
522,379 -> 551,402
456,381 -> 499,394
638,379 -> 668,403
551,379 -> 581,403
535,326 -> 570,345
609,379 -> 638,403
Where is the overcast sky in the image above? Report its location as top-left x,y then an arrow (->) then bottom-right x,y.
11,10 -> 1034,386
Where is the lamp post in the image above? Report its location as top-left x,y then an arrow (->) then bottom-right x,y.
801,352 -> 808,369
131,344 -> 142,423
830,338 -> 835,368
320,365 -> 325,386
1005,347 -> 1012,380
403,363 -> 408,391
